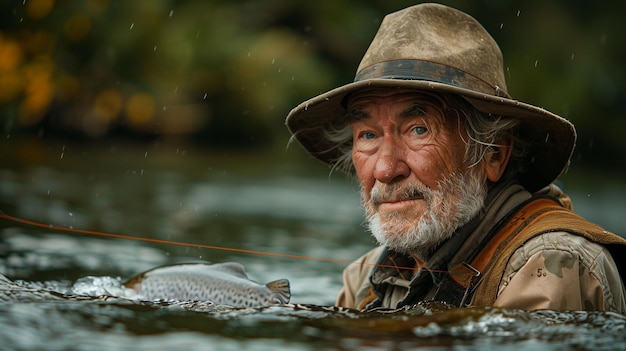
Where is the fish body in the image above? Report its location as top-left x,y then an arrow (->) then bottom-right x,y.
124,262 -> 290,308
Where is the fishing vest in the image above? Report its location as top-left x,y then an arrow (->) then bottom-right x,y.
437,196 -> 626,307
360,196 -> 626,310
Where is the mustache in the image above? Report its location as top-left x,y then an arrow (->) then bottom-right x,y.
369,183 -> 431,206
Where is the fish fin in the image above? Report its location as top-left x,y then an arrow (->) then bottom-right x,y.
210,262 -> 248,278
266,279 -> 291,304
123,274 -> 144,289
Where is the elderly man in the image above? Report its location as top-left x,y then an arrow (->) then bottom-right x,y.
286,3 -> 626,312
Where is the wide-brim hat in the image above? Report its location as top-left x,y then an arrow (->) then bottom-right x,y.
285,3 -> 576,192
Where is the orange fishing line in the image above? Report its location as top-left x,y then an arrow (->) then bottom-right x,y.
0,213 -> 448,273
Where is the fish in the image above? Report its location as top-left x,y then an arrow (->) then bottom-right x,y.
124,262 -> 290,308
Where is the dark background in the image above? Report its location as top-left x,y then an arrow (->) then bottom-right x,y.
1,0 -> 624,177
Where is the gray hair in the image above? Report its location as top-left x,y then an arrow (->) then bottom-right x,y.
323,92 -> 528,181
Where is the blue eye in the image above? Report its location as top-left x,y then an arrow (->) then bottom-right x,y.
360,132 -> 376,140
412,126 -> 428,135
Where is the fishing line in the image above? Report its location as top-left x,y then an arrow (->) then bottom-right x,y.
0,212 -> 446,273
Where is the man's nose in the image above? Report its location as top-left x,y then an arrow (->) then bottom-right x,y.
373,136 -> 410,183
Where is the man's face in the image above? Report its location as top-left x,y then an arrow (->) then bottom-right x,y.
348,90 -> 487,259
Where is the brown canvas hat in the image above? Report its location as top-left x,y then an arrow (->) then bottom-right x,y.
285,3 -> 576,192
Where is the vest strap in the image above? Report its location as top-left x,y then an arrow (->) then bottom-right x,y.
461,197 -> 562,283
470,198 -> 626,306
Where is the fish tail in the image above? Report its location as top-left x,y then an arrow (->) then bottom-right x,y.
266,279 -> 290,304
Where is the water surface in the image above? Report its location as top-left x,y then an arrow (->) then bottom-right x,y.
1,137 -> 625,350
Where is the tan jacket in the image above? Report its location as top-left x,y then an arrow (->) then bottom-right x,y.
336,184 -> 626,312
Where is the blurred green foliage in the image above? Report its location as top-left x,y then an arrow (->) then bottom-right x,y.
0,0 -> 624,170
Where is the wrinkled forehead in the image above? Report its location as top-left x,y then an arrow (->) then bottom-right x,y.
344,88 -> 454,124
346,88 -> 449,110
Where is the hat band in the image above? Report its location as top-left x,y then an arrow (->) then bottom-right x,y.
354,59 -> 502,96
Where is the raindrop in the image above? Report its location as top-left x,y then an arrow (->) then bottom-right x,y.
169,10 -> 174,17
271,59 -> 276,64
130,23 -> 135,30
153,45 -> 158,51
144,151 -> 148,158
534,60 -> 539,67
203,93 -> 208,99
500,23 -> 504,29
571,53 -> 575,60
544,133 -> 550,142
516,10 -> 521,17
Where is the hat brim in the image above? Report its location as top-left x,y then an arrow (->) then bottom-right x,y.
286,79 -> 576,192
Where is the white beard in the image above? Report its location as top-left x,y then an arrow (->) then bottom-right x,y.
363,171 -> 487,261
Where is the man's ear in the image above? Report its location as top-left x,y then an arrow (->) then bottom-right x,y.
484,138 -> 513,182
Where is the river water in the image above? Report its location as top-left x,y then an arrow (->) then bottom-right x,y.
1,136 -> 625,350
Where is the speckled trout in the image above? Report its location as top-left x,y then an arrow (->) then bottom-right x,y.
124,262 -> 290,308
